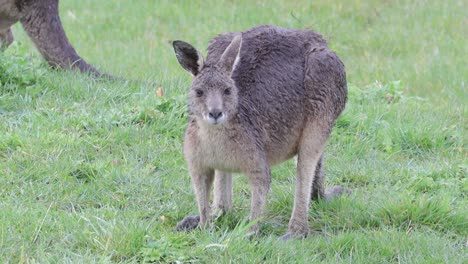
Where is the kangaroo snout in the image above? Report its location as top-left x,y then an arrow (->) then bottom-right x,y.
206,109 -> 225,124
209,110 -> 223,120
204,93 -> 227,125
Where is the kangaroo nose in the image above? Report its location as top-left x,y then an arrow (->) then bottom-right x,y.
209,111 -> 223,120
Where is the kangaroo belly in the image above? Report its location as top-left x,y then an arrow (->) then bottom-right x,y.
199,144 -> 245,172
263,124 -> 302,166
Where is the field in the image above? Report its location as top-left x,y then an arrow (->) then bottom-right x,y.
1,0 -> 466,262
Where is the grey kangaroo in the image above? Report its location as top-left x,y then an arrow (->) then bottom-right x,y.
173,25 -> 348,239
0,0 -> 106,77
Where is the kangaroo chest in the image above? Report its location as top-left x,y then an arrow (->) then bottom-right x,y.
193,125 -> 260,172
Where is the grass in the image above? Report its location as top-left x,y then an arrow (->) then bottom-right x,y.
0,0 -> 466,262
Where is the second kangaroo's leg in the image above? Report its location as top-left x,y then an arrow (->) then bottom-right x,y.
0,28 -> 14,50
212,170 -> 233,216
177,167 -> 214,231
19,0 -> 104,76
282,122 -> 329,239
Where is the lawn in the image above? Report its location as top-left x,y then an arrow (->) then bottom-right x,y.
0,0 -> 466,263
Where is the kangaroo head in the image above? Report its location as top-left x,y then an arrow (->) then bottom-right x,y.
173,35 -> 242,126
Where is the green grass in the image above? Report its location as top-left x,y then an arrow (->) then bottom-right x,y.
1,0 -> 466,262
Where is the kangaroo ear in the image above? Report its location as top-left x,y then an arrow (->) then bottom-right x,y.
218,34 -> 242,75
172,40 -> 204,76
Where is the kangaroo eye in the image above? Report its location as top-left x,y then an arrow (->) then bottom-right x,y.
195,89 -> 204,97
224,88 -> 231,95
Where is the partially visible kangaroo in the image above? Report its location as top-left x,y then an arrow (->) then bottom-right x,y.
173,25 -> 348,239
0,0 -> 107,77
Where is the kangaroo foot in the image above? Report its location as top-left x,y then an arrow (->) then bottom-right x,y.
176,215 -> 200,231
324,185 -> 352,200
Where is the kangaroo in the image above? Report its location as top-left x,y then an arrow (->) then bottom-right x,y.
173,25 -> 348,239
0,0 -> 107,77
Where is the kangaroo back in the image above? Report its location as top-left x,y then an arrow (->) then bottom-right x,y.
205,26 -> 345,161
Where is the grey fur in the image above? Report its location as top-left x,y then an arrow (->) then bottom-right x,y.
173,25 -> 348,238
0,0 -> 108,77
